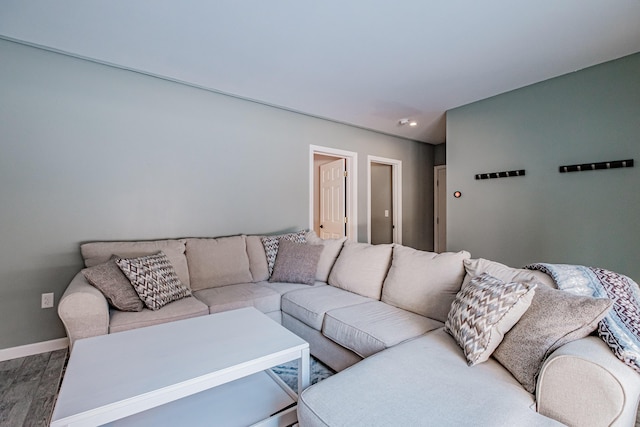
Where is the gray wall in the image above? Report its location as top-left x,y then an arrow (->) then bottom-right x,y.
447,53 -> 640,282
434,143 -> 446,166
0,39 -> 434,350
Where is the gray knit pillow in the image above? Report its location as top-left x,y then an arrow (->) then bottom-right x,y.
83,256 -> 144,312
261,230 -> 307,277
269,240 -> 323,286
493,285 -> 612,393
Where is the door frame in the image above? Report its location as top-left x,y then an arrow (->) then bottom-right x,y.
367,155 -> 402,244
434,165 -> 446,252
309,145 -> 358,241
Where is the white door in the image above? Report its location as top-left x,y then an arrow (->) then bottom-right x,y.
319,159 -> 346,239
434,165 -> 447,252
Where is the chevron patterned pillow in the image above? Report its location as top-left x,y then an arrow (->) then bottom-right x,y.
116,251 -> 191,311
445,273 -> 536,366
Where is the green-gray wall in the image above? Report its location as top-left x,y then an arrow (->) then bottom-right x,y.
0,39 -> 435,350
447,53 -> 640,282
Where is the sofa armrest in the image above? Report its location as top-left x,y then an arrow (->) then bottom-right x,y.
58,271 -> 110,351
537,336 -> 640,427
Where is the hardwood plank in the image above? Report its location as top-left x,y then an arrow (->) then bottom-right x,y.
0,358 -> 25,401
24,349 -> 67,427
0,353 -> 50,426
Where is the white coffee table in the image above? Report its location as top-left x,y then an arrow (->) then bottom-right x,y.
50,307 -> 310,426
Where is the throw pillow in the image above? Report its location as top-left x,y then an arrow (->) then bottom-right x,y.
261,230 -> 307,277
269,239 -> 323,285
444,273 -> 536,366
526,263 -> 640,374
116,251 -> 191,311
493,285 -> 612,393
82,256 -> 144,312
305,230 -> 347,282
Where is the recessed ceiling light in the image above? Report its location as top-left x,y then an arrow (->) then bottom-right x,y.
398,118 -> 418,127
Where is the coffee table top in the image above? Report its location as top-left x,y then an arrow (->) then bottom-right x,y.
51,307 -> 308,426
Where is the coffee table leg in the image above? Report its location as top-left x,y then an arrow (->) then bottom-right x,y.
298,347 -> 310,394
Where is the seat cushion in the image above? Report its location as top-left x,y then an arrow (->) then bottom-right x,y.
323,301 -> 443,358
281,286 -> 372,330
298,329 -> 562,427
109,296 -> 208,333
185,236 -> 253,291
261,280 -> 327,295
193,282 -> 281,314
381,245 -> 470,322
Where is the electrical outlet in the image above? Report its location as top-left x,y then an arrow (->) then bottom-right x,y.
41,293 -> 54,309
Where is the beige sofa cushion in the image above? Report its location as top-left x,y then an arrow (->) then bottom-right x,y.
282,286 -> 372,330
109,296 -> 208,333
462,258 -> 539,289
328,242 -> 393,299
323,301 -> 443,358
305,231 -> 347,282
245,235 -> 270,282
81,239 -> 190,287
298,329 -> 561,427
185,236 -> 252,291
381,245 -> 470,322
262,280 -> 327,296
193,282 -> 281,314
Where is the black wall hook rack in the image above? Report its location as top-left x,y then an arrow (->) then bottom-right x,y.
559,159 -> 634,173
475,169 -> 525,180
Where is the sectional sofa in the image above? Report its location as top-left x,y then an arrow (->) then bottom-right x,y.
58,232 -> 640,426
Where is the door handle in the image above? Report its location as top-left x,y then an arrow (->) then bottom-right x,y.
319,225 -> 324,228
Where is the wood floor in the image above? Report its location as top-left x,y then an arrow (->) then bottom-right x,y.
0,349 -> 67,427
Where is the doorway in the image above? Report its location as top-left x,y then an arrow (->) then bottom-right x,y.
367,156 -> 402,244
434,165 -> 447,252
309,145 -> 358,240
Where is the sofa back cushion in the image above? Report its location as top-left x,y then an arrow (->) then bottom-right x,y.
81,239 -> 190,287
305,231 -> 347,282
245,235 -> 270,282
381,245 -> 470,322
462,258 -> 541,289
328,242 -> 393,299
185,236 -> 253,291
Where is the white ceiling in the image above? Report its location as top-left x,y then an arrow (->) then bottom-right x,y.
1,1 -> 640,144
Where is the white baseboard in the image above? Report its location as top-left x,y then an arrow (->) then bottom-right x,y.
0,337 -> 69,362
